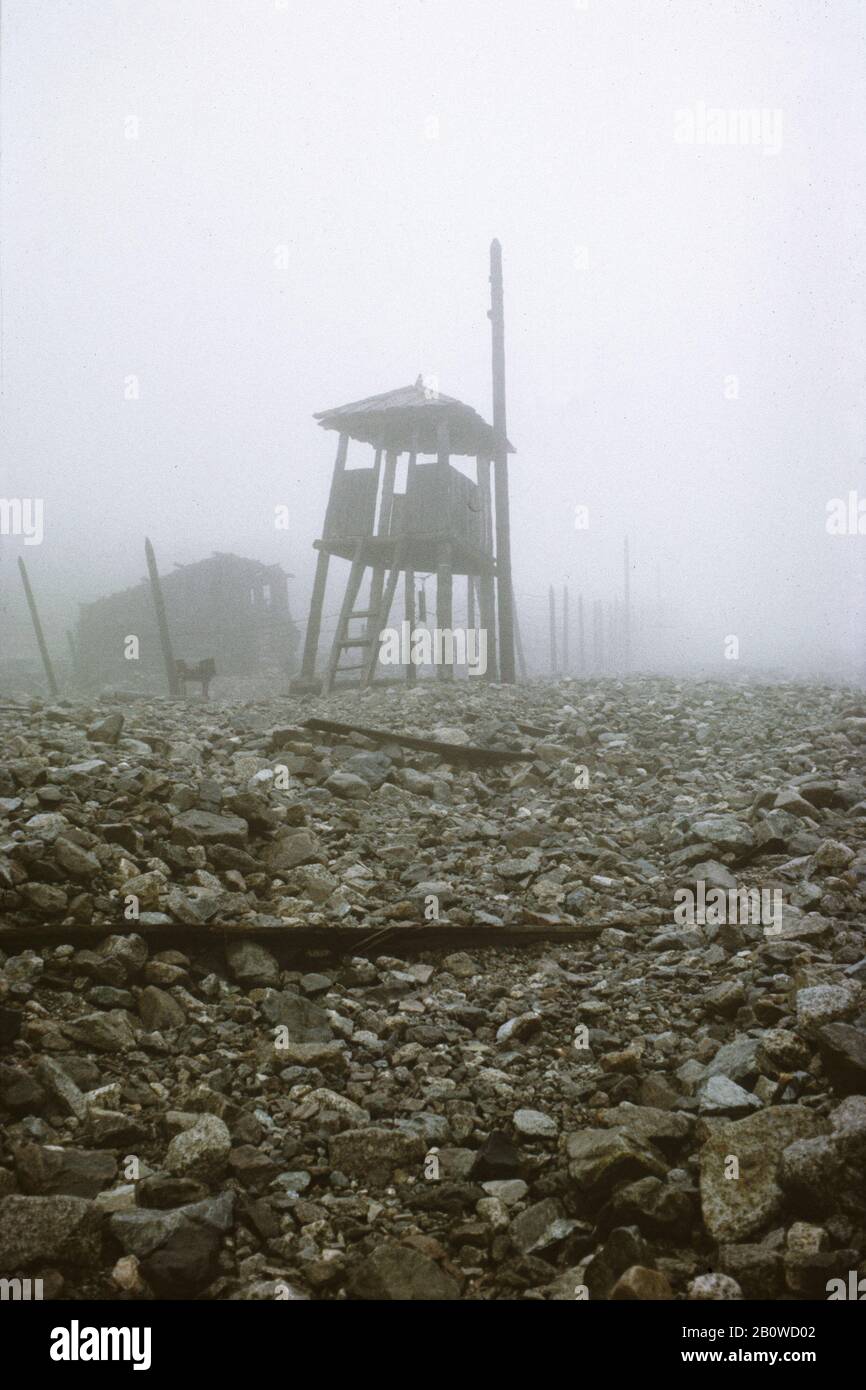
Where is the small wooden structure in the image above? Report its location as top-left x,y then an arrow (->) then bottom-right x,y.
293,380 -> 515,691
176,657 -> 216,699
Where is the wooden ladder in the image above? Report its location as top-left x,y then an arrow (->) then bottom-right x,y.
324,539 -> 407,693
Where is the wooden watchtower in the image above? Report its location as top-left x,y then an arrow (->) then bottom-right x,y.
293,241 -> 517,693
293,381 -> 514,692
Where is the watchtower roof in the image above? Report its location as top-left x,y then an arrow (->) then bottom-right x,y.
314,379 -> 514,457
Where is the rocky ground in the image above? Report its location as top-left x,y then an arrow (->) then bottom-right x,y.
1,675 -> 865,1301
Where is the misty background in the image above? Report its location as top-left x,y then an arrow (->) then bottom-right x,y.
1,0 -> 864,683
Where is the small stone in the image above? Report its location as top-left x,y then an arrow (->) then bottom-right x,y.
815,1024 -> 866,1095
513,1107 -> 558,1138
687,1273 -> 744,1300
480,1179 -> 528,1206
226,941 -> 280,988
610,1266 -> 674,1300
495,1012 -> 541,1044
88,713 -> 125,744
62,1010 -> 137,1052
138,986 -> 186,1032
0,1194 -> 102,1268
264,827 -> 322,871
696,1074 -> 761,1117
173,809 -> 248,846
34,1058 -> 89,1122
348,1244 -> 460,1300
111,1254 -> 145,1293
471,1132 -> 522,1182
510,1198 -> 576,1255
328,1127 -> 425,1185
165,1115 -> 231,1183
699,1106 -> 826,1242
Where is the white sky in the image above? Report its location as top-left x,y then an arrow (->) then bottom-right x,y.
1,0 -> 864,677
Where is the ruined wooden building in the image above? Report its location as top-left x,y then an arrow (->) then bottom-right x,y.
75,552 -> 298,689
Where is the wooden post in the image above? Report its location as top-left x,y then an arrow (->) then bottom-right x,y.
299,431 -> 348,682
66,629 -> 80,686
436,419 -> 450,469
490,239 -> 515,683
366,442 -> 386,646
378,449 -> 398,538
405,433 -> 418,684
623,535 -> 631,672
404,570 -> 417,684
511,583 -> 528,681
608,600 -> 616,672
434,423 -> 453,681
144,537 -> 180,697
577,592 -> 585,672
436,540 -> 453,680
548,585 -> 557,675
17,558 -> 59,697
593,599 -> 603,669
562,584 -> 569,673
476,453 -> 498,681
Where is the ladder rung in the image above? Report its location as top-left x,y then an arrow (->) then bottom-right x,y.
335,663 -> 367,672
338,638 -> 372,647
349,609 -> 377,618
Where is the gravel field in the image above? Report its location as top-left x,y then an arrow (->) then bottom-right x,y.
1,676 -> 865,1300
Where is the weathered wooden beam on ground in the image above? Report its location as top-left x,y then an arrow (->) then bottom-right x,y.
0,920 -> 603,952
301,716 -> 535,766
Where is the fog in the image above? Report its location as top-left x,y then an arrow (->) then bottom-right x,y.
1,0 -> 864,686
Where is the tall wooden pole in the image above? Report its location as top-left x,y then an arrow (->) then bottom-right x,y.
477,453 -> 498,681
623,535 -> 631,672
365,441 -> 386,644
490,239 -> 516,683
144,538 -> 179,697
66,629 -> 80,686
17,558 -> 59,697
608,600 -> 615,673
562,584 -> 569,673
404,571 -> 417,684
548,585 -> 557,675
511,583 -> 528,681
577,592 -> 585,672
593,598 -> 603,669
404,432 -> 418,684
436,541 -> 453,680
299,431 -> 348,683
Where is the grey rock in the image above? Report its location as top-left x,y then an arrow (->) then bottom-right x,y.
62,1010 -> 137,1052
699,1106 -> 827,1241
696,1074 -> 761,1117
0,1194 -> 102,1268
165,1115 -> 232,1183
138,986 -> 186,1032
348,1244 -> 460,1300
328,1127 -> 425,1185
173,809 -> 249,846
